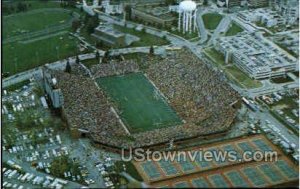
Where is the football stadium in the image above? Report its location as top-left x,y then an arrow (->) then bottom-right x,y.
46,48 -> 240,150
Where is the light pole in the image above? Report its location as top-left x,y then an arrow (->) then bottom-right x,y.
35,51 -> 39,64
14,58 -> 17,73
56,46 -> 60,59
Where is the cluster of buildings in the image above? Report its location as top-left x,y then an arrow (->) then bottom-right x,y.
238,8 -> 285,28
214,33 -> 298,79
270,31 -> 299,57
217,0 -> 269,8
270,0 -> 299,25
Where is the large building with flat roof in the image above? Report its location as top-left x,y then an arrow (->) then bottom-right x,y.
131,6 -> 176,27
214,33 -> 298,80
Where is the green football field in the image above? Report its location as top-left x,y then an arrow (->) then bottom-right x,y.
96,73 -> 182,133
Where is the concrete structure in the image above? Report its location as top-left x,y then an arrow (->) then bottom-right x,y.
101,0 -> 123,15
92,24 -> 126,47
217,0 -> 241,7
42,68 -> 64,108
214,33 -> 298,79
248,0 -> 268,8
131,6 -> 176,27
178,0 -> 197,34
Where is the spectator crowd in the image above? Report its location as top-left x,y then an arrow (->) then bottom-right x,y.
91,60 -> 139,78
47,48 -> 240,150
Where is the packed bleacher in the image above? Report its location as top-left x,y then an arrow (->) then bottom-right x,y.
49,48 -> 240,149
91,60 -> 139,78
146,49 -> 240,129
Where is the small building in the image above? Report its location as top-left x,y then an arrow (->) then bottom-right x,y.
92,24 -> 126,47
101,0 -> 123,15
217,0 -> 241,8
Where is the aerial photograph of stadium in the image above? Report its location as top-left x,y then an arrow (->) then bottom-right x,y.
1,0 -> 299,188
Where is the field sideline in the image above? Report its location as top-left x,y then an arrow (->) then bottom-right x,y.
96,73 -> 182,133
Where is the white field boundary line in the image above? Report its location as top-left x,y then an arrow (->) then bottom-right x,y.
20,30 -> 68,44
110,107 -> 131,136
143,73 -> 186,124
93,80 -> 131,135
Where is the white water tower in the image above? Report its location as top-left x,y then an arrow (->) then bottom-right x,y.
178,0 -> 197,34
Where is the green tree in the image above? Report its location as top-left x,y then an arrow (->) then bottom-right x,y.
72,20 -> 81,31
76,56 -> 80,64
125,5 -> 132,20
165,0 -> 176,5
149,46 -> 154,55
102,51 -> 110,64
86,15 -> 99,34
95,51 -> 100,61
65,60 -> 71,73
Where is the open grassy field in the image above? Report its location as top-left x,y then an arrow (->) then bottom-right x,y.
204,48 -> 226,67
202,13 -> 223,30
171,30 -> 199,40
3,1 -> 61,16
225,22 -> 244,36
2,1 -> 85,75
3,34 -> 79,74
225,66 -> 262,89
3,10 -> 72,39
96,73 -> 182,133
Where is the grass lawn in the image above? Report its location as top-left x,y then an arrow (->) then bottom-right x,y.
3,34 -> 80,74
115,161 -> 143,181
202,13 -> 223,30
113,25 -> 170,47
204,48 -> 226,67
225,22 -> 244,36
3,10 -> 72,39
171,29 -> 199,40
204,48 -> 262,89
96,73 -> 182,133
82,58 -> 99,69
3,1 -> 61,15
225,66 -> 262,89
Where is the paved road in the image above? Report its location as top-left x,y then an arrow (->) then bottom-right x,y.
208,15 -> 231,45
196,8 -> 209,44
